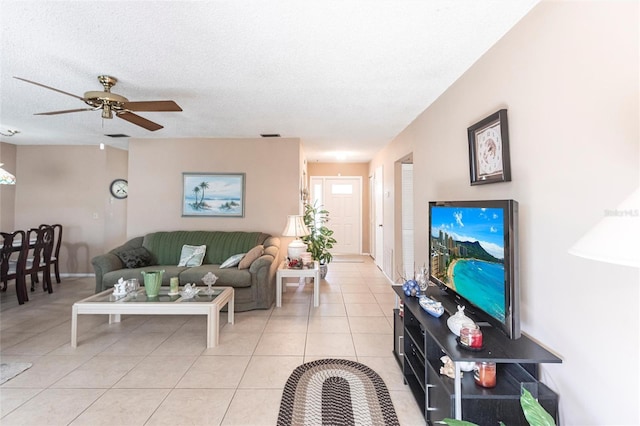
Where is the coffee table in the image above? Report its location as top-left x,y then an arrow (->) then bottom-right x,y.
71,287 -> 234,348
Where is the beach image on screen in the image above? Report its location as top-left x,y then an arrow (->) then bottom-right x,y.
430,206 -> 505,322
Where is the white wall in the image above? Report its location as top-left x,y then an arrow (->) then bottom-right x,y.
371,1 -> 639,424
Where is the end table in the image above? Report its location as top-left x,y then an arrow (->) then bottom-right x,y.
276,260 -> 320,307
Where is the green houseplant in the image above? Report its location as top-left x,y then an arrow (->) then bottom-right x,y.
301,201 -> 337,277
441,388 -> 556,426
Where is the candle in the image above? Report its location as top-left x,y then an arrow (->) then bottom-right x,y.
474,362 -> 497,388
170,277 -> 179,294
460,326 -> 483,349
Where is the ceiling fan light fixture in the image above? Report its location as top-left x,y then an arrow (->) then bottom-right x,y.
102,103 -> 113,119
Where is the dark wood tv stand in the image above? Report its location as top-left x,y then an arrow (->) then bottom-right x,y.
392,285 -> 562,424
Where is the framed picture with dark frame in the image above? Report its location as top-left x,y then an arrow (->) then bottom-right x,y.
467,109 -> 511,185
182,173 -> 245,217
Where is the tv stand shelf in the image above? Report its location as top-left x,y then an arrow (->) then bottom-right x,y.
393,286 -> 562,424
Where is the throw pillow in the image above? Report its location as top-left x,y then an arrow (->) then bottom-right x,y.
238,245 -> 264,269
178,244 -> 207,267
117,247 -> 153,269
220,253 -> 245,268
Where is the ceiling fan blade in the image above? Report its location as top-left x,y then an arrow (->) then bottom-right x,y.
35,108 -> 95,116
122,100 -> 182,112
117,111 -> 163,131
14,76 -> 85,101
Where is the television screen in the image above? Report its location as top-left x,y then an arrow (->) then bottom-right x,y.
429,199 -> 520,339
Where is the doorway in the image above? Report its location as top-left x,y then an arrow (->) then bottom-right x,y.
309,176 -> 362,254
373,166 -> 383,269
400,159 -> 414,280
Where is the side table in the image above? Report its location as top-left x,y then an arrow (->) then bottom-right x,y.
276,260 -> 320,307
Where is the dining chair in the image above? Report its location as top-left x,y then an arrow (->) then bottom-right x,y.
51,224 -> 63,283
0,230 -> 29,304
25,226 -> 53,293
38,224 -> 63,283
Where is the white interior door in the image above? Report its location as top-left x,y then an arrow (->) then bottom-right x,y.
374,166 -> 383,269
310,176 -> 361,254
401,163 -> 414,279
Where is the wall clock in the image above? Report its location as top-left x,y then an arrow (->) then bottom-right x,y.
467,109 -> 511,185
109,179 -> 128,199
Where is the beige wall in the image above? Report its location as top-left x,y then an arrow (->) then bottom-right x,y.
0,142 -> 17,231
307,162 -> 370,253
371,1 -> 639,423
10,138 -> 301,273
13,145 -> 127,275
127,138 -> 301,239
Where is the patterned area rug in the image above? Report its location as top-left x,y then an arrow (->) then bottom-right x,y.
0,362 -> 32,384
278,358 -> 400,426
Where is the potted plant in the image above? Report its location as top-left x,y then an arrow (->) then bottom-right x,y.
441,388 -> 556,426
301,200 -> 337,278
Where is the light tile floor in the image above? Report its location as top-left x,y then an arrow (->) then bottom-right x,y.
0,256 -> 424,425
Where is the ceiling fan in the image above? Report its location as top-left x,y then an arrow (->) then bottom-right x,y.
14,75 -> 182,131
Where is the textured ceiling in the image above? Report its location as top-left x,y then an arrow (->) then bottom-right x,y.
0,1 -> 538,162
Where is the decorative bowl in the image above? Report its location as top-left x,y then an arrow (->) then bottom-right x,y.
179,283 -> 201,299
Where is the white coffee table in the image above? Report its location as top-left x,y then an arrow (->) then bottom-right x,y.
276,261 -> 320,307
71,287 -> 234,348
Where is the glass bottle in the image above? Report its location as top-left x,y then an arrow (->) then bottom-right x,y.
474,362 -> 497,388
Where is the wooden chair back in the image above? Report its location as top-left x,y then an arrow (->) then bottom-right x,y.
39,223 -> 63,283
26,226 -> 54,293
1,230 -> 29,304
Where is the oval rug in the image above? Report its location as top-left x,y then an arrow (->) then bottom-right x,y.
277,358 -> 400,426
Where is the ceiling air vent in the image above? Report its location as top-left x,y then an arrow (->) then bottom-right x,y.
260,133 -> 281,138
105,133 -> 130,138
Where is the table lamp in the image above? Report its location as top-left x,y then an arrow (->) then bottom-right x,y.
569,188 -> 639,268
283,215 -> 310,259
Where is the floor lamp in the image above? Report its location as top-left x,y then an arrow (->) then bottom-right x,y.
569,188 -> 639,268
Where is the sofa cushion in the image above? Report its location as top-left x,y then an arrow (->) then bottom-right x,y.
116,247 -> 153,269
220,253 -> 245,268
178,266 -> 252,288
142,231 -> 267,265
178,244 -> 207,267
239,245 -> 264,269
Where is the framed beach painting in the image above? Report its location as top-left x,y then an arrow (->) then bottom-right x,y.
182,173 -> 245,217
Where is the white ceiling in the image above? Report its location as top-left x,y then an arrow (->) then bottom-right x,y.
0,1 -> 538,162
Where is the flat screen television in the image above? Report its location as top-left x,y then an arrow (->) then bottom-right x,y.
428,199 -> 520,339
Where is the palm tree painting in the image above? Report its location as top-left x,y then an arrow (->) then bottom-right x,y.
182,173 -> 245,217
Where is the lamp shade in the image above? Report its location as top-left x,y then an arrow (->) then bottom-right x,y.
283,215 -> 310,259
0,163 -> 16,185
569,188 -> 640,268
282,215 -> 310,237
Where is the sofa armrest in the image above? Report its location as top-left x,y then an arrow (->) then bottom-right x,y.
249,255 -> 274,274
91,236 -> 144,293
91,253 -> 124,293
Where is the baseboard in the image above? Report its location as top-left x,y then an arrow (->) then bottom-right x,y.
59,273 -> 95,278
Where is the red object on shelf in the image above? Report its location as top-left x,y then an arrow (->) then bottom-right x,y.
474,362 -> 497,388
460,326 -> 483,349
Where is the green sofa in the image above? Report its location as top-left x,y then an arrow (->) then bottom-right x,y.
91,230 -> 280,311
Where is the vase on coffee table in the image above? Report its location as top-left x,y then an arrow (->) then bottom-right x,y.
202,272 -> 218,296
